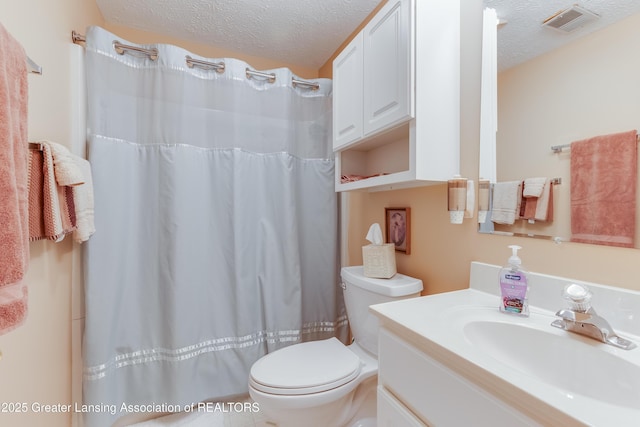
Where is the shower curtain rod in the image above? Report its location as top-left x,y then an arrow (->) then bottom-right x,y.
244,68 -> 319,90
72,31 -> 320,90
73,30 -> 159,61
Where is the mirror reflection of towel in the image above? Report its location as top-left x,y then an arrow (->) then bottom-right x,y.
523,177 -> 546,198
570,130 -> 637,247
491,181 -> 521,225
522,179 -> 554,222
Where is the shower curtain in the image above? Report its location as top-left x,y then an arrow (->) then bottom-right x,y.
82,26 -> 346,426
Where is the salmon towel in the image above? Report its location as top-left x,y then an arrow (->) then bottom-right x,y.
28,149 -> 46,239
570,130 -> 637,247
0,22 -> 29,334
0,281 -> 27,335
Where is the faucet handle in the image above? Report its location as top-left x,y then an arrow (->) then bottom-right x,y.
562,283 -> 592,312
556,308 -> 594,322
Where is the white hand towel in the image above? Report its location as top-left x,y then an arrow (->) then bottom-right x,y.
534,178 -> 552,221
523,177 -> 546,198
491,181 -> 522,225
40,140 -> 85,187
71,155 -> 96,243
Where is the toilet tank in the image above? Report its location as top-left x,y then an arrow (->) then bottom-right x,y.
341,266 -> 423,356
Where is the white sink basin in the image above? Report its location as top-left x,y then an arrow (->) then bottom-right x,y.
463,319 -> 640,409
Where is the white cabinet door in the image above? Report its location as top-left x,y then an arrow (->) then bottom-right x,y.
363,0 -> 412,136
333,31 -> 364,151
378,386 -> 428,427
378,328 -> 542,427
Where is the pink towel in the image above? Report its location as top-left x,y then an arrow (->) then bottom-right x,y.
570,130 -> 637,247
0,22 -> 29,334
28,149 -> 46,239
0,281 -> 27,334
31,143 -> 77,242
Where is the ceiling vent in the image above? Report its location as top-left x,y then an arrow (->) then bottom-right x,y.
542,5 -> 600,33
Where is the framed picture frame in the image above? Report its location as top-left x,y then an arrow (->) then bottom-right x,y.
385,207 -> 410,254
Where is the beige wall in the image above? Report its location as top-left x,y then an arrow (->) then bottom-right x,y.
0,2 -> 103,427
328,1 -> 640,295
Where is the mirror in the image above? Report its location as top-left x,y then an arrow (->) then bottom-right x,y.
479,1 -> 640,247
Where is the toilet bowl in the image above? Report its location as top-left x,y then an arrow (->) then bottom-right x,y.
248,266 -> 423,427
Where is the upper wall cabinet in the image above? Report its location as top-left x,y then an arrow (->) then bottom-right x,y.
333,32 -> 365,149
333,0 -> 461,192
363,0 -> 413,137
333,0 -> 412,151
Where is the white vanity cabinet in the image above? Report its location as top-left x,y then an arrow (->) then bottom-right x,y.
333,0 -> 460,192
377,328 -> 541,427
377,385 -> 426,427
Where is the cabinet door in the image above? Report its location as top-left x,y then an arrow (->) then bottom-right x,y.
363,0 -> 413,136
379,328 -> 542,427
378,386 -> 429,427
333,31 -> 364,151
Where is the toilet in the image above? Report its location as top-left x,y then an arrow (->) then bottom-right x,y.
249,266 -> 423,427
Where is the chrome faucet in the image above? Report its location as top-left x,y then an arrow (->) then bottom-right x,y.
551,284 -> 636,350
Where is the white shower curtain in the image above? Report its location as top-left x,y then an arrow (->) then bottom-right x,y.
82,26 -> 346,426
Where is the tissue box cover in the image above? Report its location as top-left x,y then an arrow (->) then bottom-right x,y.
362,244 -> 396,279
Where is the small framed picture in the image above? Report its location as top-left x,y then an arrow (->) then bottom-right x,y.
385,207 -> 410,254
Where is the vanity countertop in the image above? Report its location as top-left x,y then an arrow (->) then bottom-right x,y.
370,275 -> 640,427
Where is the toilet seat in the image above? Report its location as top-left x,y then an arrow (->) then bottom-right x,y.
249,337 -> 361,395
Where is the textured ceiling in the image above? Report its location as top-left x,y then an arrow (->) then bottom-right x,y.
95,0 -> 381,70
484,0 -> 640,71
95,0 -> 640,73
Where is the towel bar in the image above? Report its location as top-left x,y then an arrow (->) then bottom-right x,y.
552,134 -> 640,153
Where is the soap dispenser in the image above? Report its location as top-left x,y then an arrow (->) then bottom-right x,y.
498,245 -> 530,316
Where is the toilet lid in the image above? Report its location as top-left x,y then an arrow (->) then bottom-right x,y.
250,337 -> 361,395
